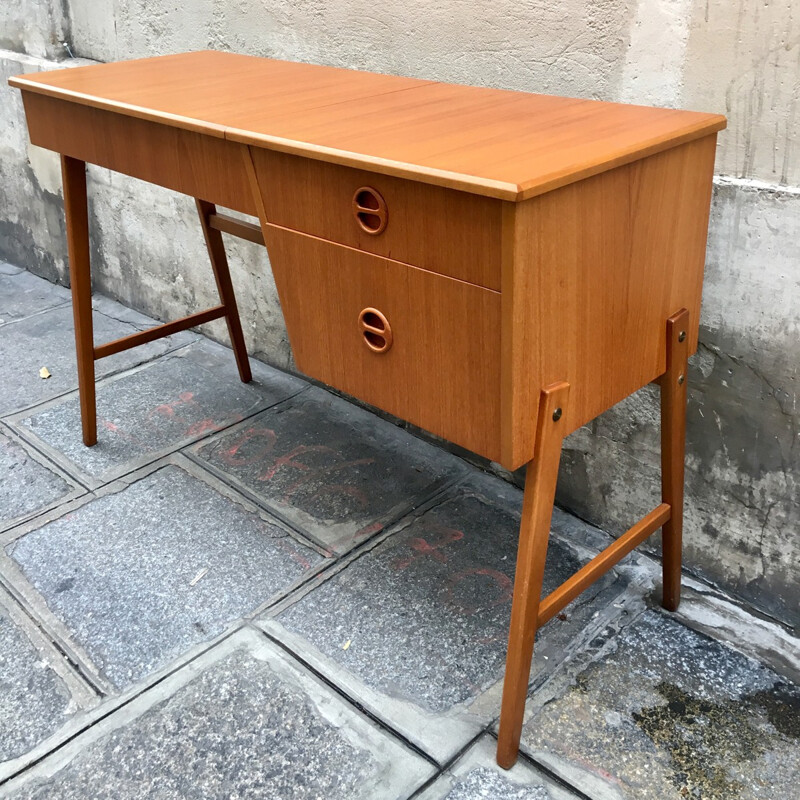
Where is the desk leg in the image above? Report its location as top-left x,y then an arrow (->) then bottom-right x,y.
61,155 -> 96,446
661,309 -> 690,611
497,381 -> 570,769
196,199 -> 252,383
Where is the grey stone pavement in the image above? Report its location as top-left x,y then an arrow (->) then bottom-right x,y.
0,261 -> 798,799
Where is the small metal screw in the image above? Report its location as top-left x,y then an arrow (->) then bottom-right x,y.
552,408 -> 563,422
678,330 -> 687,343
678,374 -> 685,385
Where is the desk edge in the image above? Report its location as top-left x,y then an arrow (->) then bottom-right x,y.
9,76 -> 727,201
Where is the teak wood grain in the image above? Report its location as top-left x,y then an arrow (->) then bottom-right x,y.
22,92 -> 256,216
10,50 -> 725,201
497,380 -> 569,768
9,50 -> 725,771
250,148 -> 503,290
500,134 -> 717,468
262,225 -> 502,460
661,309 -> 691,611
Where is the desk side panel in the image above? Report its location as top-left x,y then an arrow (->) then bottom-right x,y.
503,134 -> 718,469
21,92 -> 256,216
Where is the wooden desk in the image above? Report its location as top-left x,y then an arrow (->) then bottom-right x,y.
10,50 -> 726,767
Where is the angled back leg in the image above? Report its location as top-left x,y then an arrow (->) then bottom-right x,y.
660,309 -> 690,610
196,198 -> 252,383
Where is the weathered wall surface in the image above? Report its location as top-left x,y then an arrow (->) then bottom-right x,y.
1,1 -> 797,626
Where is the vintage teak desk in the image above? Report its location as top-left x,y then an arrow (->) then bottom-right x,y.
10,51 -> 725,767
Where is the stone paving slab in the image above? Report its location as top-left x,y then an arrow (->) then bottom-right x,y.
519,607 -> 800,800
0,426 -> 83,533
0,261 -> 24,276
416,736 -> 580,799
0,298 -> 196,417
0,627 -> 435,800
13,339 -> 306,487
259,472 -> 627,764
2,458 -> 328,691
191,387 -> 466,554
0,270 -> 70,325
0,588 -> 96,784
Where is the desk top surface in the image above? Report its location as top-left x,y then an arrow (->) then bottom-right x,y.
11,50 -> 726,201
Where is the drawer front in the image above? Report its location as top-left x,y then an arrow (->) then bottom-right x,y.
23,93 -> 256,215
265,225 -> 502,461
250,148 -> 502,290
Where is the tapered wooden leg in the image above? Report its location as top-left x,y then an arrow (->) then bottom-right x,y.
196,199 -> 252,383
61,155 -> 97,447
497,381 -> 570,769
661,309 -> 690,611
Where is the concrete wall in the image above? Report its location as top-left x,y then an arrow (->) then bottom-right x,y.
1,1 -> 797,627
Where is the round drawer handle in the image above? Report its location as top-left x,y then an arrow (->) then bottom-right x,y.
358,307 -> 393,353
353,187 -> 388,235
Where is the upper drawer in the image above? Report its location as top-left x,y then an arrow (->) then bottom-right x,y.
22,92 -> 257,216
249,148 -> 502,290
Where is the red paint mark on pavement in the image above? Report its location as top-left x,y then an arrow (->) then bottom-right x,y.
99,418 -> 145,447
185,418 -> 219,437
259,444 -> 333,482
355,521 -> 383,539
392,521 -> 464,570
274,537 -> 315,570
219,427 -> 277,466
444,567 -> 513,616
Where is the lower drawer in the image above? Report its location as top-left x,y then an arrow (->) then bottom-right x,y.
264,225 -> 502,461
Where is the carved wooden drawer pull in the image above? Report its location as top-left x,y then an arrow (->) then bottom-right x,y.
358,307 -> 393,353
353,187 -> 388,235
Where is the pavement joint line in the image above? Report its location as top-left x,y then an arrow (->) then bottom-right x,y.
0,305 -> 199,421
259,477 -> 473,621
5,344 -> 311,491
527,592 -> 631,698
0,486 -> 102,549
0,569 -> 106,701
492,737 -> 596,800
0,298 -> 72,330
406,724 -> 502,799
251,621 -> 443,771
681,574 -> 797,635
0,622 -> 248,791
0,531 -> 111,694
0,582 -> 99,705
527,589 -> 652,709
0,452 -> 334,693
179,404 -> 470,560
184,437 -> 467,560
0,421 -> 90,525
163,451 -> 333,560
